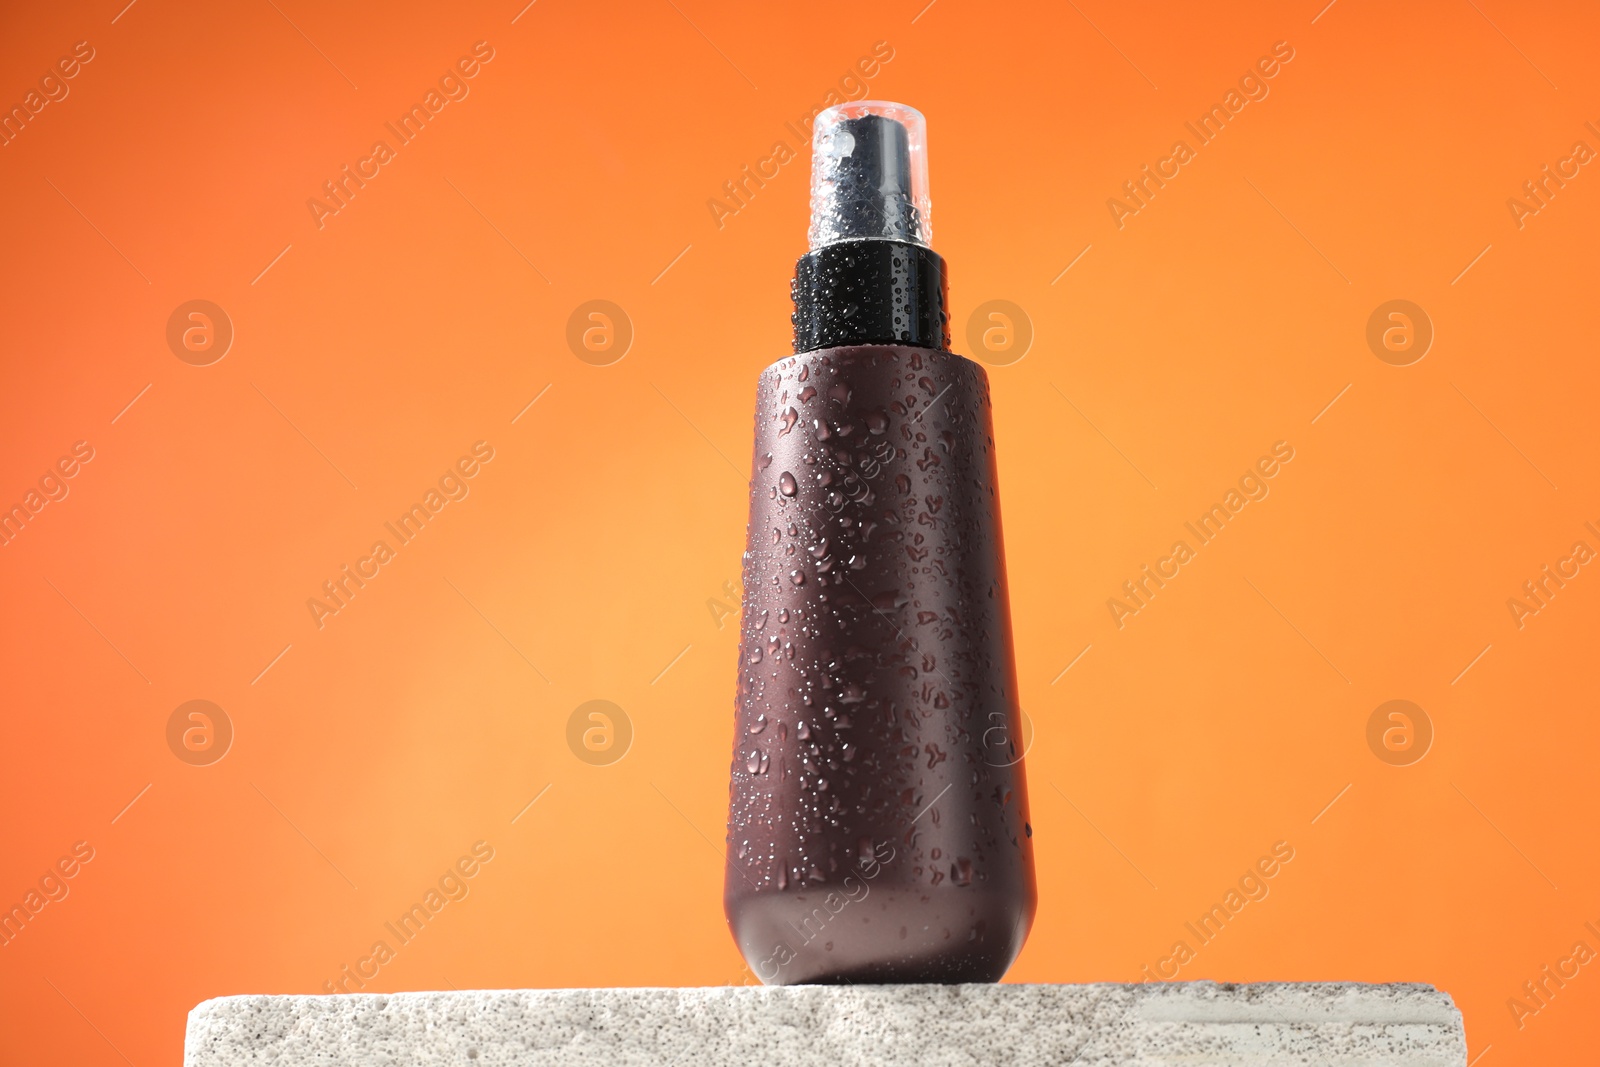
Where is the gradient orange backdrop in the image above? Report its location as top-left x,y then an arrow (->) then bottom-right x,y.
3,0 -> 1598,1063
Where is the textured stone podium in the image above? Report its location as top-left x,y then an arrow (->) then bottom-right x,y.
184,982 -> 1467,1066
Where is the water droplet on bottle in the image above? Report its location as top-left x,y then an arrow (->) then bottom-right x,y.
790,570 -> 806,586
778,471 -> 798,496
746,751 -> 762,774
747,647 -> 763,664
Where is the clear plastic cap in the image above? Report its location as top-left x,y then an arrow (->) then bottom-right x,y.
807,101 -> 931,251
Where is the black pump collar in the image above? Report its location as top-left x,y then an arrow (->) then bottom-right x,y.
790,239 -> 950,353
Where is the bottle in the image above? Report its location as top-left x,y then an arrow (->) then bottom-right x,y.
724,101 -> 1036,985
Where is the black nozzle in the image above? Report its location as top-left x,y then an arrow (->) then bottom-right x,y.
812,114 -> 925,246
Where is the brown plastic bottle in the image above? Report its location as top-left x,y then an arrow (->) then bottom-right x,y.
723,102 -> 1035,985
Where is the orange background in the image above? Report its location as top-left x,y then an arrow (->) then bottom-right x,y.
2,0 -> 1597,1063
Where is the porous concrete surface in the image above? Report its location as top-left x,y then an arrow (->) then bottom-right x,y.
185,981 -> 1466,1066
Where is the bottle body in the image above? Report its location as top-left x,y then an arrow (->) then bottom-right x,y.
724,343 -> 1035,985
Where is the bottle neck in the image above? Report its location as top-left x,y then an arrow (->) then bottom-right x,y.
790,239 -> 950,353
